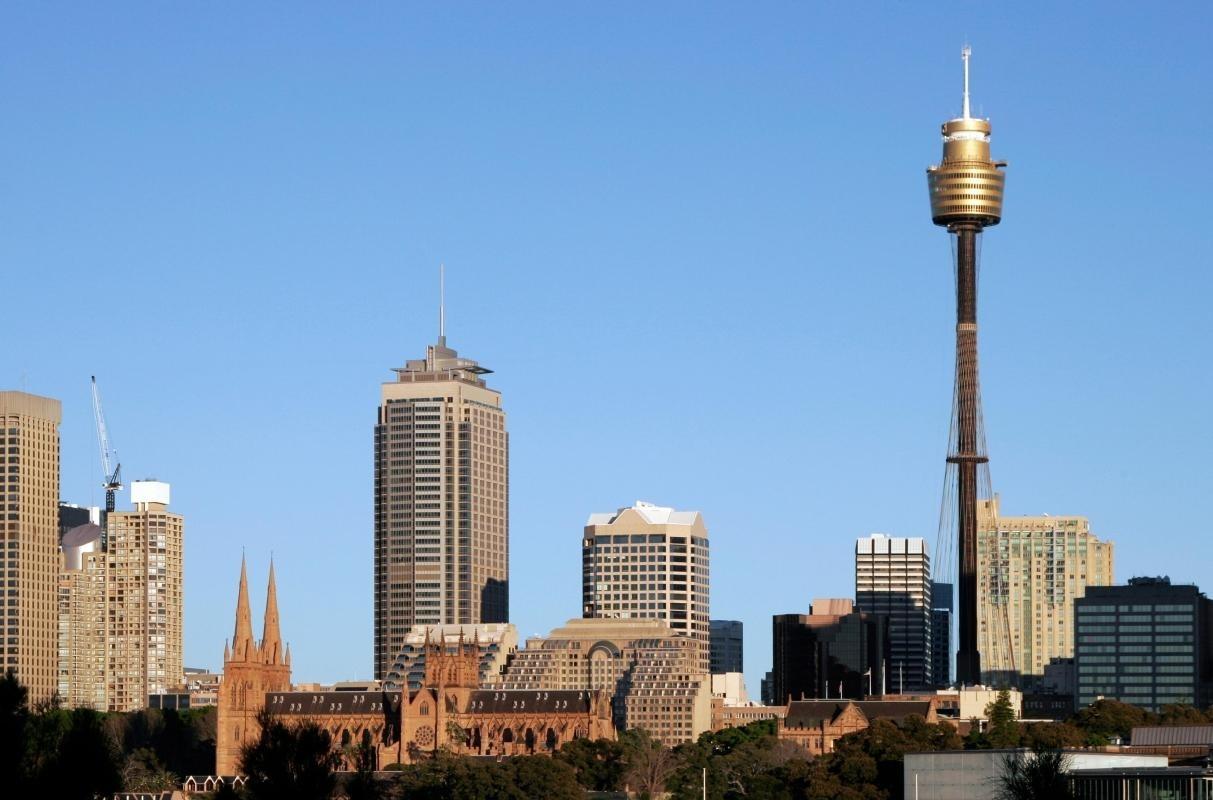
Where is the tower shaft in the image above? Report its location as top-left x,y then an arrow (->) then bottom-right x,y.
949,225 -> 986,685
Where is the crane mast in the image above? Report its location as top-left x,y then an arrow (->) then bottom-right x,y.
90,377 -> 122,547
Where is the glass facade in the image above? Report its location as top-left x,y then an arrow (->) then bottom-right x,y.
1074,579 -> 1212,712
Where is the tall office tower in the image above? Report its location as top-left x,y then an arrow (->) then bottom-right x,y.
1074,577 -> 1213,712
771,599 -> 889,703
582,501 -> 711,674
105,481 -> 184,711
931,581 -> 953,688
0,392 -> 61,702
855,534 -> 933,691
926,48 -> 1008,686
373,308 -> 509,680
59,521 -> 107,709
710,619 -> 743,674
977,496 -> 1113,688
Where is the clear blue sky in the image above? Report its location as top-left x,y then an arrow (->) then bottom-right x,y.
3,3 -> 1211,697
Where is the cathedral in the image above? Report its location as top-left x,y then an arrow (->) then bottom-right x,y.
216,561 -> 613,775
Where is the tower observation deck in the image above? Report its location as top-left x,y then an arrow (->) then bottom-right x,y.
927,47 -> 1007,687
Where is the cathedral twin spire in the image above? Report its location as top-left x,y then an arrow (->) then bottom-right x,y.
225,554 -> 288,666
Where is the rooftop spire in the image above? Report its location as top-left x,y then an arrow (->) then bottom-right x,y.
438,263 -> 446,346
261,558 -> 283,666
961,44 -> 972,119
232,553 -> 254,659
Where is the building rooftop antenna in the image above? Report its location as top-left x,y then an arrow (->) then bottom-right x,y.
438,263 -> 446,345
961,44 -> 972,119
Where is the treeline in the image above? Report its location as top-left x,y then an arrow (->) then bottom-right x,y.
1,670 -> 215,800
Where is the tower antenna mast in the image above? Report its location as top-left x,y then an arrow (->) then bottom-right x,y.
439,263 -> 446,344
962,45 -> 972,119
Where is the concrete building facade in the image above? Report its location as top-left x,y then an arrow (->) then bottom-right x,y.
58,521 -> 107,709
374,331 -> 508,680
383,622 -> 517,691
582,501 -> 710,674
0,391 -> 61,703
855,534 -> 933,691
104,481 -> 184,711
498,617 -> 712,745
977,495 -> 1114,687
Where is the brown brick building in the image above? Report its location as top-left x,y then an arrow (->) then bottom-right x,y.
778,699 -> 939,757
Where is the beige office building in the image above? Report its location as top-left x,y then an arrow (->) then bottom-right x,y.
499,617 -> 711,745
374,329 -> 508,680
0,392 -> 61,703
583,501 -> 711,674
59,520 -> 107,709
105,481 -> 184,711
977,495 -> 1114,686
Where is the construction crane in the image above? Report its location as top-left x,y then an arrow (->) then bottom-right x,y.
90,376 -> 122,514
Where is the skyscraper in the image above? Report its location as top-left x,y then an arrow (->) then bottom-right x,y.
373,300 -> 509,680
104,481 -> 184,711
771,599 -> 888,703
931,581 -> 953,688
710,619 -> 743,675
926,48 -> 1007,686
59,521 -> 107,709
582,501 -> 710,674
977,496 -> 1114,687
854,534 -> 933,691
0,391 -> 61,703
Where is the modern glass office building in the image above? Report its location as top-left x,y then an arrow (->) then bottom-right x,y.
1074,577 -> 1213,712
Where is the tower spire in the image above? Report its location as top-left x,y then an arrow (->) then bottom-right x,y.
438,263 -> 446,345
961,45 -> 972,119
232,553 -> 254,659
261,557 -> 283,665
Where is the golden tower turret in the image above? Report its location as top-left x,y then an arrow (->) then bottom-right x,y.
928,47 -> 1008,688
927,46 -> 1007,228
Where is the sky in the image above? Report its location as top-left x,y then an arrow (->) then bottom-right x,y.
2,3 -> 1212,698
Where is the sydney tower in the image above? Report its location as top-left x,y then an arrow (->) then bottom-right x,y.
927,48 -> 1006,686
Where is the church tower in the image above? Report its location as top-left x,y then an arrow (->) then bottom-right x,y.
216,557 -> 292,775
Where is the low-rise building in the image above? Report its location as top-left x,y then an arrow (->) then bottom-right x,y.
905,750 -> 1166,800
779,699 -> 938,756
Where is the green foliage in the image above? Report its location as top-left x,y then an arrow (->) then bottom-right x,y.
240,708 -> 342,800
985,689 -> 1021,748
341,735 -> 384,800
1070,699 -> 1151,744
390,752 -> 583,800
0,674 -> 125,800
1019,722 -> 1087,751
553,736 -> 626,790
995,749 -> 1074,800
122,746 -> 178,791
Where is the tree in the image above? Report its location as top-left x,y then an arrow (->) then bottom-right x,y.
508,756 -> 583,800
553,736 -> 626,791
621,728 -> 681,798
985,689 -> 1021,748
1019,722 -> 1087,751
240,709 -> 341,800
1071,699 -> 1152,744
123,746 -> 178,791
995,749 -> 1073,800
0,669 -> 30,793
37,708 -> 123,800
341,735 -> 384,800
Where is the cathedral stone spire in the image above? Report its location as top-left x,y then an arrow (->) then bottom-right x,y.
233,554 -> 255,659
261,558 -> 283,666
